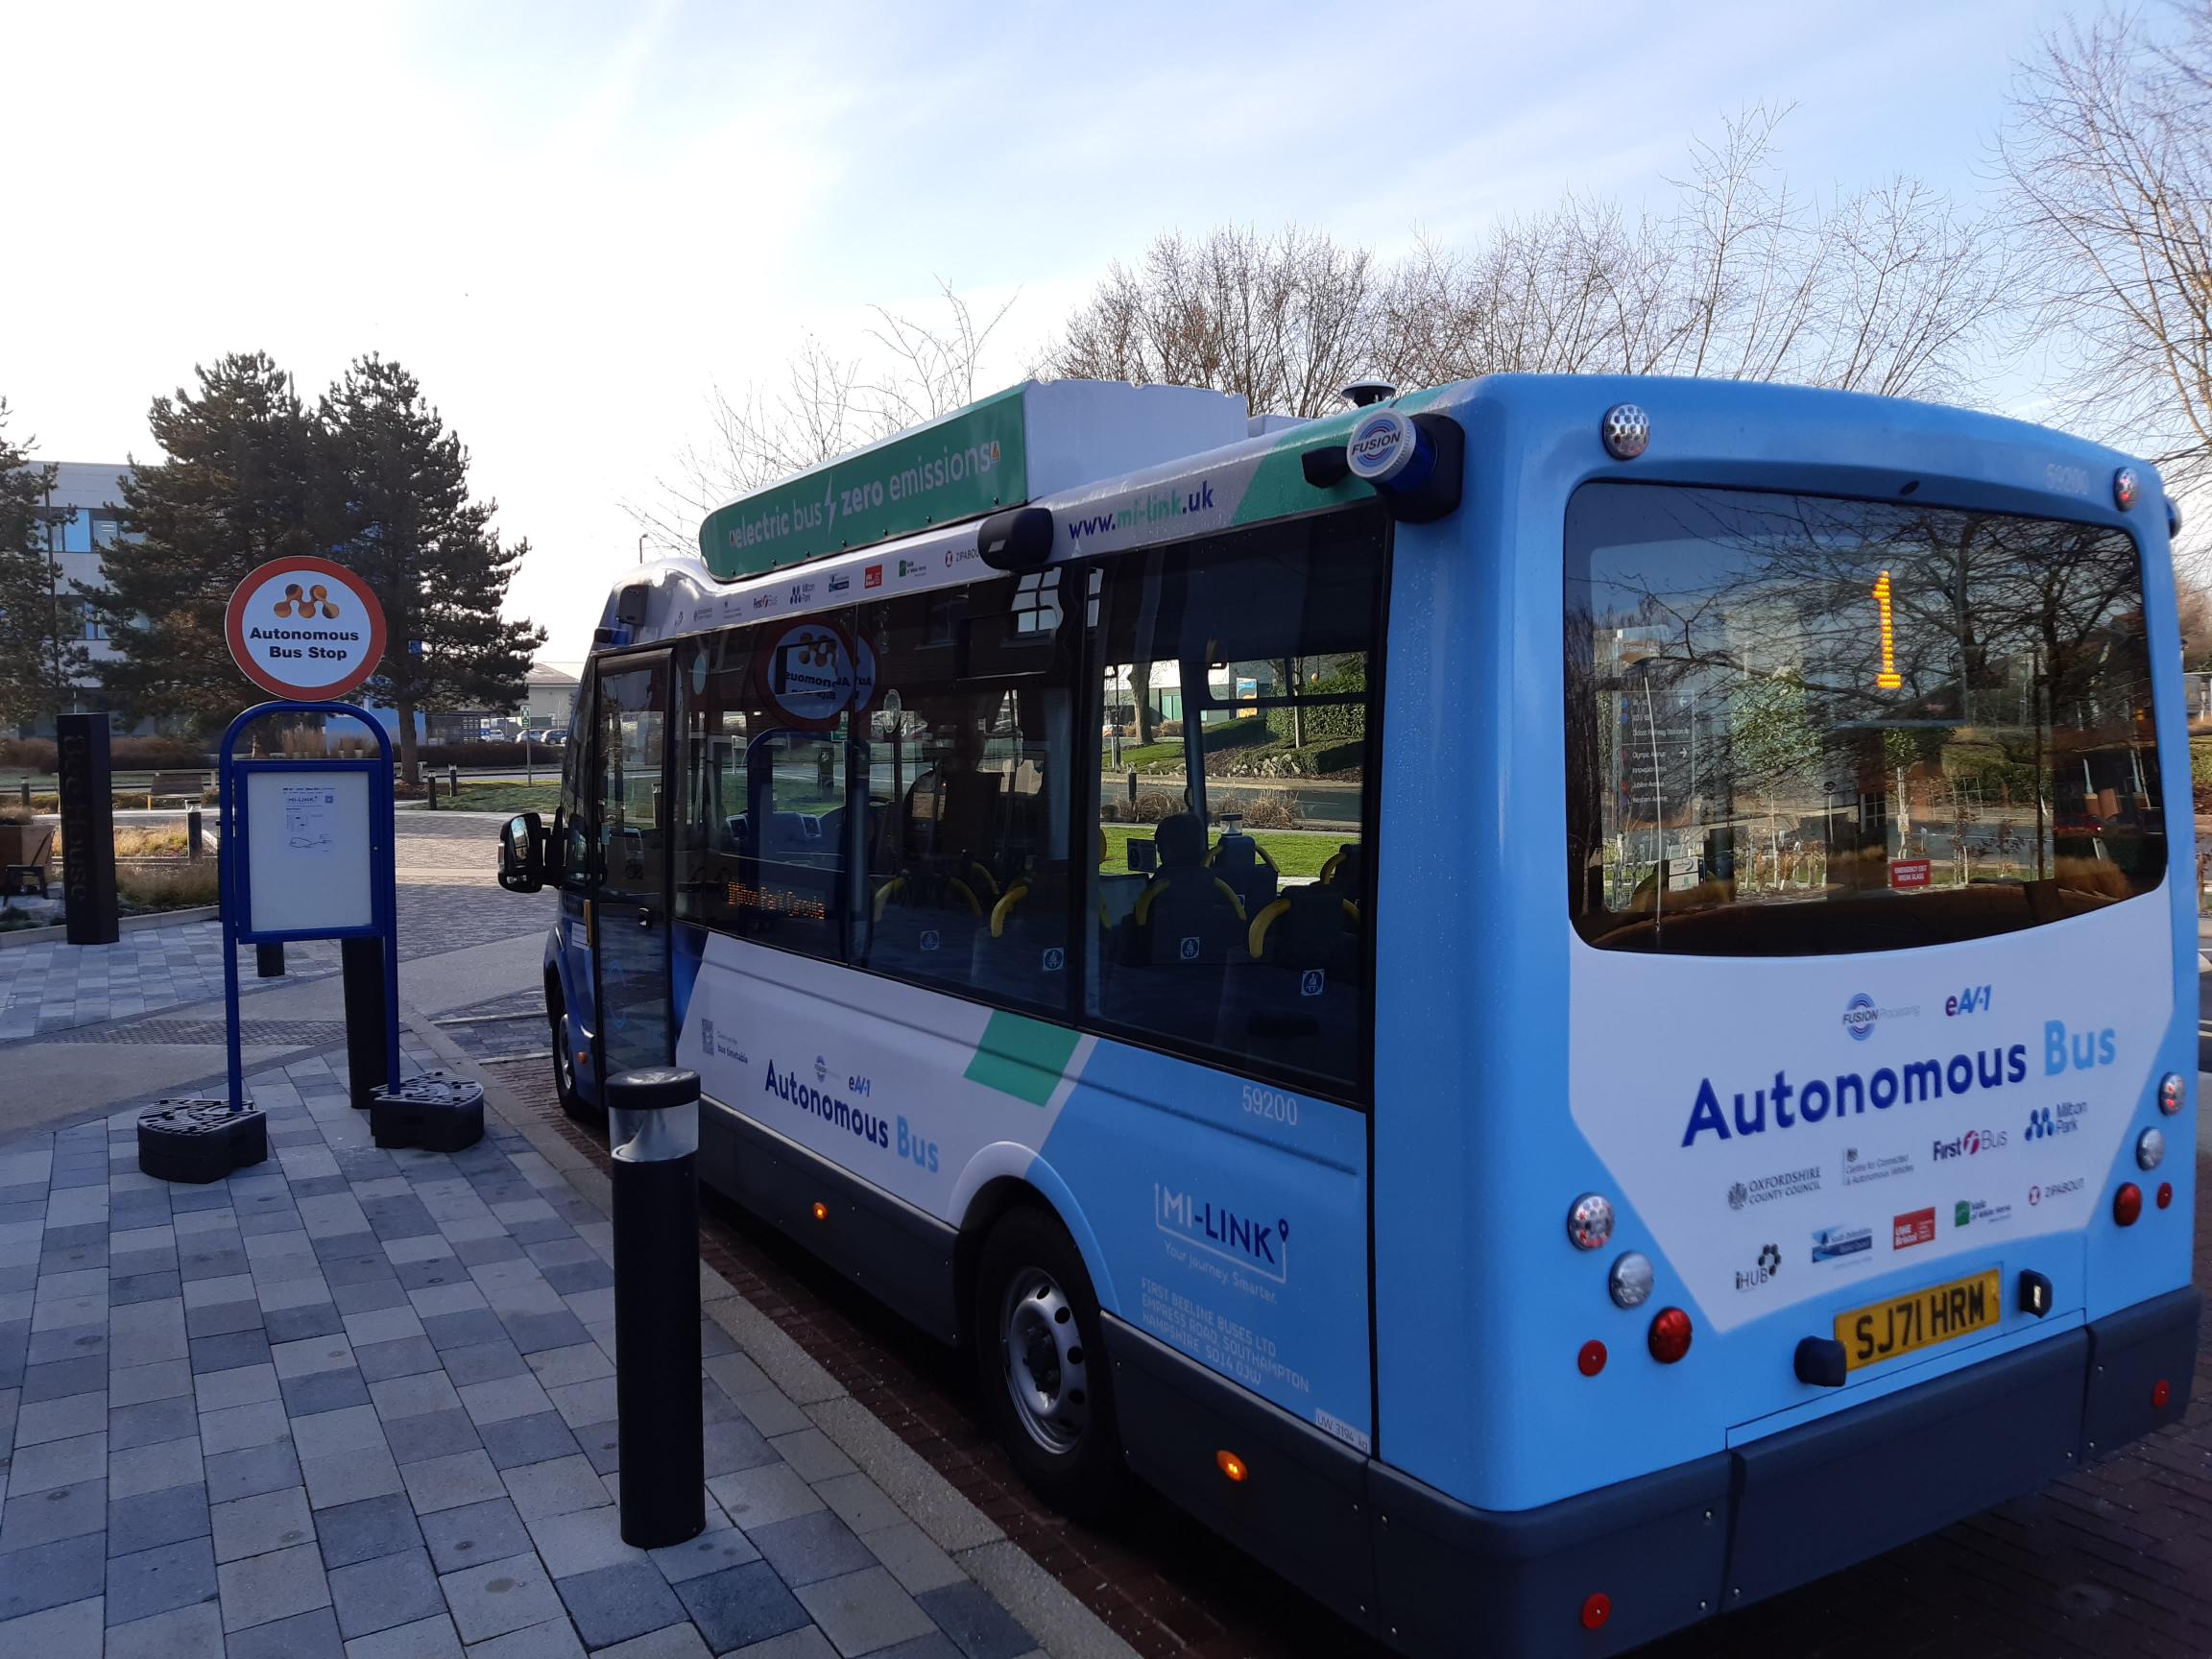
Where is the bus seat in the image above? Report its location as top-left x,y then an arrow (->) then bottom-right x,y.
1116,814 -> 1247,977
970,863 -> 1086,999
1221,885 -> 1362,1075
1206,831 -> 1278,916
1319,843 -> 1364,897
865,862 -> 984,981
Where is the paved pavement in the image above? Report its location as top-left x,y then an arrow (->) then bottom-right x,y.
0,1042 -> 1107,1657
456,1005 -> 2212,1659
3,817 -> 2206,1657
0,813 -> 555,1142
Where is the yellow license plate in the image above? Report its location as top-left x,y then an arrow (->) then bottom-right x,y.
1834,1268 -> 2002,1372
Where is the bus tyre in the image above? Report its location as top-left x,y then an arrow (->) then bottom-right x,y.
548,992 -> 595,1121
974,1207 -> 1127,1519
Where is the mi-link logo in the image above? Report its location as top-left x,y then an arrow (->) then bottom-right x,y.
1154,1186 -> 1289,1284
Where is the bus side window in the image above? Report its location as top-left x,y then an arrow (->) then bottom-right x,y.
674,627 -> 851,961
560,673 -> 594,893
852,577 -> 1077,1016
1085,509 -> 1384,1101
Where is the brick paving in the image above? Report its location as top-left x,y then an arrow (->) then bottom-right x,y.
459,1006 -> 2212,1659
0,1042 -> 1058,1657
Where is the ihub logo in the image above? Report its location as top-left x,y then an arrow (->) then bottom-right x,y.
275,583 -> 338,619
1735,1242 -> 1782,1291
1932,1128 -> 2008,1160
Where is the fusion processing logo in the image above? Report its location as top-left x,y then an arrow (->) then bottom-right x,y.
274,582 -> 339,620
1842,993 -> 1878,1040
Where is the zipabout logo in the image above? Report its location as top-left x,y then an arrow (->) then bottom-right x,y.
1843,993 -> 1878,1041
2029,1178 -> 2085,1207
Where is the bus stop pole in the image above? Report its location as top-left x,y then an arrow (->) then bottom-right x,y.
609,1067 -> 706,1549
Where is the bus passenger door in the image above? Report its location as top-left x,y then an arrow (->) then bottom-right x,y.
592,652 -> 674,1076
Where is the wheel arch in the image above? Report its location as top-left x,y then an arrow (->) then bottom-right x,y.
953,1159 -> 1118,1351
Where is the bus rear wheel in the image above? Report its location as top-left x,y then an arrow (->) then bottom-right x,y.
973,1207 -> 1126,1519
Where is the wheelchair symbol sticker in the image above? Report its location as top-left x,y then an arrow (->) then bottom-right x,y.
1178,936 -> 1201,962
1300,968 -> 1326,998
920,929 -> 941,952
1042,947 -> 1066,972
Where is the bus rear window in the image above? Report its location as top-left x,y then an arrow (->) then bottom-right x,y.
1564,482 -> 2164,955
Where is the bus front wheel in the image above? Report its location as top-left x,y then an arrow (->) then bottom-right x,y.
547,990 -> 595,1120
973,1207 -> 1127,1519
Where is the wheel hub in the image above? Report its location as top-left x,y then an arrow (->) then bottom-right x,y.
1001,1269 -> 1089,1455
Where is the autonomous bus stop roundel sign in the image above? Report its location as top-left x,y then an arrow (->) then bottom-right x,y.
225,556 -> 387,700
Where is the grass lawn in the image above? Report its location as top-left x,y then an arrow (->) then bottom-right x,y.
1098,823 -> 1349,880
436,781 -> 563,814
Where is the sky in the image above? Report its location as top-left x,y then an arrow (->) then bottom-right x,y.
4,0 -> 2096,660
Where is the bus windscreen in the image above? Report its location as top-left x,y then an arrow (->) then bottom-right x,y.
1564,481 -> 2165,955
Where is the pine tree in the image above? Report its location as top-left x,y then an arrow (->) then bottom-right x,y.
320,355 -> 543,782
87,352 -> 318,731
0,399 -> 87,733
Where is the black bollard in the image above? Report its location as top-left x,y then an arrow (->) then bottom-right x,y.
426,775 -> 439,809
610,1067 -> 706,1550
341,937 -> 386,1111
255,943 -> 284,977
186,808 -> 204,861
57,714 -> 118,945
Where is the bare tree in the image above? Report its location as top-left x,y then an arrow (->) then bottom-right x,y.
628,282 -> 1017,556
1049,108 -> 2007,417
1047,225 -> 1381,419
2000,6 -> 2212,495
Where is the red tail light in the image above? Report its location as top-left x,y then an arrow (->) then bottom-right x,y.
2152,1380 -> 2173,1409
2156,1183 -> 2174,1211
1577,1340 -> 1607,1378
2114,1184 -> 2143,1226
1581,1592 -> 1612,1630
1647,1307 -> 1694,1363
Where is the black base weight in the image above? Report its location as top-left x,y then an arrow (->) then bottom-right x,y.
371,1071 -> 486,1151
138,1100 -> 269,1184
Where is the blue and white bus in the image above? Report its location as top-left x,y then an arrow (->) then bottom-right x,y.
496,375 -> 2199,1656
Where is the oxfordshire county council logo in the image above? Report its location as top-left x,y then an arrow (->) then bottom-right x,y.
1727,1182 -> 1747,1211
701,1018 -> 713,1056
1842,993 -> 1878,1041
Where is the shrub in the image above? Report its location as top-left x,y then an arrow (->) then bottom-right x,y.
0,738 -> 57,771
1131,789 -> 1182,824
414,741 -> 543,769
117,861 -> 220,910
1156,720 -> 1184,738
1214,791 -> 1304,830
109,736 -> 209,768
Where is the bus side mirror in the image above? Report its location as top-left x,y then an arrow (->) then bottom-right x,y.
498,812 -> 546,894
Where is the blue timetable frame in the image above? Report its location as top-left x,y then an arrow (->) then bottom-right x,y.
217,701 -> 400,1110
